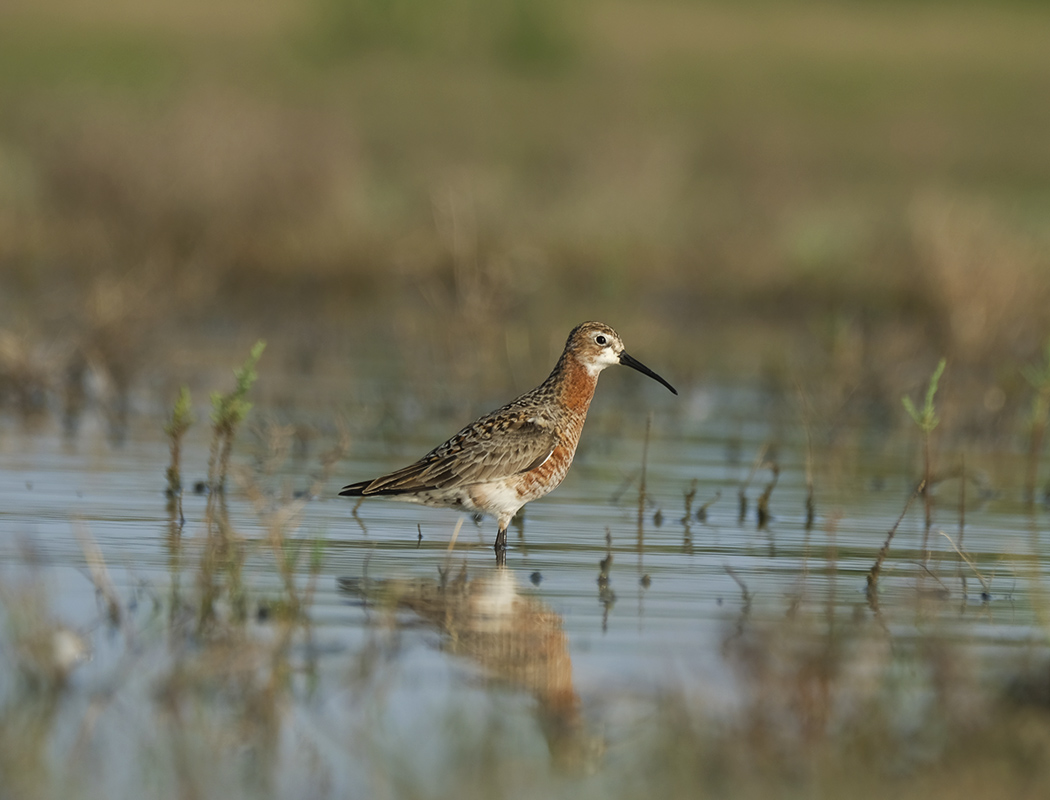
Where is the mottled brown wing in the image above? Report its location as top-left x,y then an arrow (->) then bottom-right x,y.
339,415 -> 557,497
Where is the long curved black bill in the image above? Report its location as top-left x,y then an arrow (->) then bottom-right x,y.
619,351 -> 678,395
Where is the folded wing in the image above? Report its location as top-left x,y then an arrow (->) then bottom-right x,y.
339,414 -> 557,497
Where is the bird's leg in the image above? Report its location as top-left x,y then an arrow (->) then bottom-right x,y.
494,526 -> 508,565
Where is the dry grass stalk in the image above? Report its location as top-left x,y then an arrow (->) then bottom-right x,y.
867,479 -> 926,599
637,413 -> 651,557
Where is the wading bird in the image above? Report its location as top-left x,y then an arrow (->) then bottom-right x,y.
340,322 -> 677,563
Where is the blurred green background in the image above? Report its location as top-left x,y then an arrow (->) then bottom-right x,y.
1,0 -> 1049,391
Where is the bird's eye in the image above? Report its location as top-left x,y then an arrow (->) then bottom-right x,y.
595,334 -> 607,346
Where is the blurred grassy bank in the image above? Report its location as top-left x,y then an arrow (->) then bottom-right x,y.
1,0 -> 1049,390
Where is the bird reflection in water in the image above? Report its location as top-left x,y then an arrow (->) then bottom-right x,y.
338,567 -> 604,774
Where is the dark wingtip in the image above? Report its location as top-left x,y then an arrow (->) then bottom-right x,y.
338,483 -> 366,497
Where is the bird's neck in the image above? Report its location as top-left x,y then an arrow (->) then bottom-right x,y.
549,356 -> 599,417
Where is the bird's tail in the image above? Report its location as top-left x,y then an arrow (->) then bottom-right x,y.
338,481 -> 370,497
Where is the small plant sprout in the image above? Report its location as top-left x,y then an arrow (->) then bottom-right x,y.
902,357 -> 946,436
207,340 -> 266,493
211,340 -> 265,434
199,341 -> 265,631
164,386 -> 194,526
1022,338 -> 1050,506
902,358 -> 946,542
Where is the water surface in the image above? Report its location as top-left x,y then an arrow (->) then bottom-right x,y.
2,361 -> 1049,796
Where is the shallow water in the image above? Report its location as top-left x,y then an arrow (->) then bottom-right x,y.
2,359 -> 1049,796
